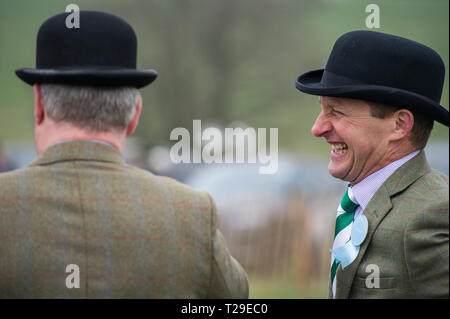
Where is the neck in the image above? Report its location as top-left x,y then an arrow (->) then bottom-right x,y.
35,121 -> 126,155
350,144 -> 419,186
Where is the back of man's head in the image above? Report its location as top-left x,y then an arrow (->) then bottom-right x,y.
40,84 -> 141,133
15,11 -> 157,154
33,84 -> 143,155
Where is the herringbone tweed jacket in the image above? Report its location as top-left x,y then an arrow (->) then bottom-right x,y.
0,140 -> 249,298
330,151 -> 449,298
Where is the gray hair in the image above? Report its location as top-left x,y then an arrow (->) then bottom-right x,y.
40,84 -> 141,132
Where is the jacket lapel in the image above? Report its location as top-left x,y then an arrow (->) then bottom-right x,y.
335,184 -> 392,298
335,150 -> 430,298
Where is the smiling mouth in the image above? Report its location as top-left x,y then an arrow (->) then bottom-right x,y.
331,143 -> 348,155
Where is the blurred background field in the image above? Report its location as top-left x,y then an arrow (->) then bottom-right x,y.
0,0 -> 448,298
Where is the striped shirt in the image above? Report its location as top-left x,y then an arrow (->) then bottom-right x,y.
350,150 -> 420,219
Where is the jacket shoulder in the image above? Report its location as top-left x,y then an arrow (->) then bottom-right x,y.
0,167 -> 34,193
125,164 -> 214,207
401,168 -> 448,204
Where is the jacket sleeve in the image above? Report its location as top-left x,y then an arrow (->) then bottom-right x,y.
405,197 -> 449,298
205,193 -> 249,298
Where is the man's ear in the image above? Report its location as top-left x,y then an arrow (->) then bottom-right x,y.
34,84 -> 45,125
390,108 -> 414,142
126,97 -> 143,136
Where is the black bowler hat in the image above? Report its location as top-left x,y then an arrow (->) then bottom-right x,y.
15,11 -> 157,88
296,30 -> 449,126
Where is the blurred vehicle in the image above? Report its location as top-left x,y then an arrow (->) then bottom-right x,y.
0,139 -> 18,172
181,153 -> 344,280
425,140 -> 449,175
184,153 -> 343,231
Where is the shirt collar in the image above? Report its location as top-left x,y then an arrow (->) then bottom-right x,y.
350,150 -> 420,211
54,139 -> 116,148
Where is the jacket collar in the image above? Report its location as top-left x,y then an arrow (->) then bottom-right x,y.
334,150 -> 431,298
29,140 -> 125,167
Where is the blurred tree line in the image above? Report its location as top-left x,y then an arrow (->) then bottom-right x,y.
128,0 -> 310,148
0,0 -> 448,153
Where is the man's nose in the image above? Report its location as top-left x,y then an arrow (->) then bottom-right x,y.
311,112 -> 332,137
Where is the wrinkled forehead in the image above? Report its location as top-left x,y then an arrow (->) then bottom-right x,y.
318,96 -> 379,117
318,96 -> 359,107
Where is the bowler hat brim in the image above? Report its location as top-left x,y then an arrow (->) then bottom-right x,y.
296,69 -> 449,126
15,67 -> 158,89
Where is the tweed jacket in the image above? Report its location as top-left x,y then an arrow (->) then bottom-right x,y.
0,140 -> 249,298
330,150 -> 449,298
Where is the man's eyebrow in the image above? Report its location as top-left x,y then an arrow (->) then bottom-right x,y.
333,97 -> 351,108
322,97 -> 345,109
321,100 -> 345,113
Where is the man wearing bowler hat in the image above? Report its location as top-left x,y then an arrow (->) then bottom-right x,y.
296,30 -> 449,298
0,11 -> 248,298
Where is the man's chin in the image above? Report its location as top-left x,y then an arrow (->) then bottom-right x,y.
328,163 -> 350,182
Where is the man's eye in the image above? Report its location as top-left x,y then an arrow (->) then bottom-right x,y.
332,109 -> 344,116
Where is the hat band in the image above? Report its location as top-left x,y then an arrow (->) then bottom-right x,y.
321,70 -> 367,87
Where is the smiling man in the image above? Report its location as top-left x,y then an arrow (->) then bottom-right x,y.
296,31 -> 449,298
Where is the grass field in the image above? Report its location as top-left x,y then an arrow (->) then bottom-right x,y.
249,276 -> 328,299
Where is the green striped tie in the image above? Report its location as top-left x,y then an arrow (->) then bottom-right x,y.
330,187 -> 359,298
